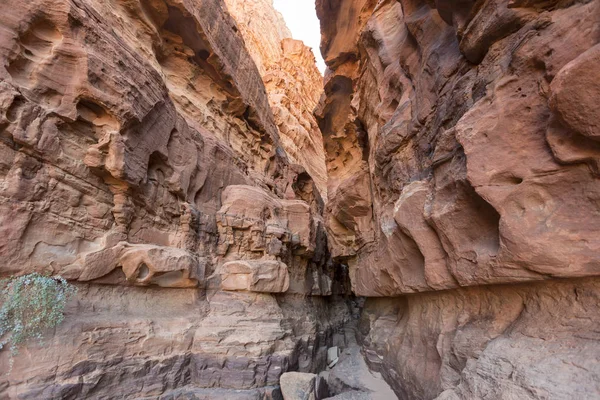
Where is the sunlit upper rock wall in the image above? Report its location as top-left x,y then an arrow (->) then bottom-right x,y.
226,0 -> 329,197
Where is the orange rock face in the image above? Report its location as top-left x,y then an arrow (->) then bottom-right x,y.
225,0 -> 328,197
317,0 -> 600,398
0,0 -> 345,398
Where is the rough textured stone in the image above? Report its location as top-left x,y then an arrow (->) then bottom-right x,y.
2,0 -> 600,398
79,242 -> 204,288
317,0 -> 600,294
317,0 -> 600,398
323,327 -> 396,400
221,260 -> 290,293
280,372 -> 317,400
360,278 -> 600,400
0,0 -> 348,398
215,184 -> 335,296
549,43 -> 600,141
0,0 -> 289,282
225,0 -> 328,197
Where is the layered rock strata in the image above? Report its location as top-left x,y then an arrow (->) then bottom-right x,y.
225,0 -> 329,197
2,0 -> 599,398
0,0 -> 345,398
316,0 -> 600,398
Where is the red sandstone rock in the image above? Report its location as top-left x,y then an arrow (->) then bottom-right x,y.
317,0 -> 600,293
220,260 -> 290,293
1,0 -> 599,398
317,0 -> 600,397
0,0 -> 346,397
226,0 -> 329,197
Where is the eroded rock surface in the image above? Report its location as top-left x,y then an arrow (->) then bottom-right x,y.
317,0 -> 599,294
0,0 -> 347,398
360,278 -> 600,400
280,372 -> 318,400
317,0 -> 600,398
225,0 -> 328,197
221,260 -> 290,293
2,0 -> 600,398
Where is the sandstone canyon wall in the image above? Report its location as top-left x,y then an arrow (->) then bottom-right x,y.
1,0 -> 600,399
225,0 -> 328,197
0,0 -> 347,398
316,0 -> 600,398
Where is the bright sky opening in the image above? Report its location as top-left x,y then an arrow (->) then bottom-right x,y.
273,0 -> 326,74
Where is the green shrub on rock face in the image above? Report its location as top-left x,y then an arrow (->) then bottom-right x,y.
0,273 -> 77,358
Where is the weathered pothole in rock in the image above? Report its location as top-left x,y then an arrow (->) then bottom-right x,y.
137,263 -> 150,280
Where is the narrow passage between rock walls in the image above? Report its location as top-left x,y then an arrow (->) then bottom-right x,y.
1,0 -> 600,399
280,317 -> 397,400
